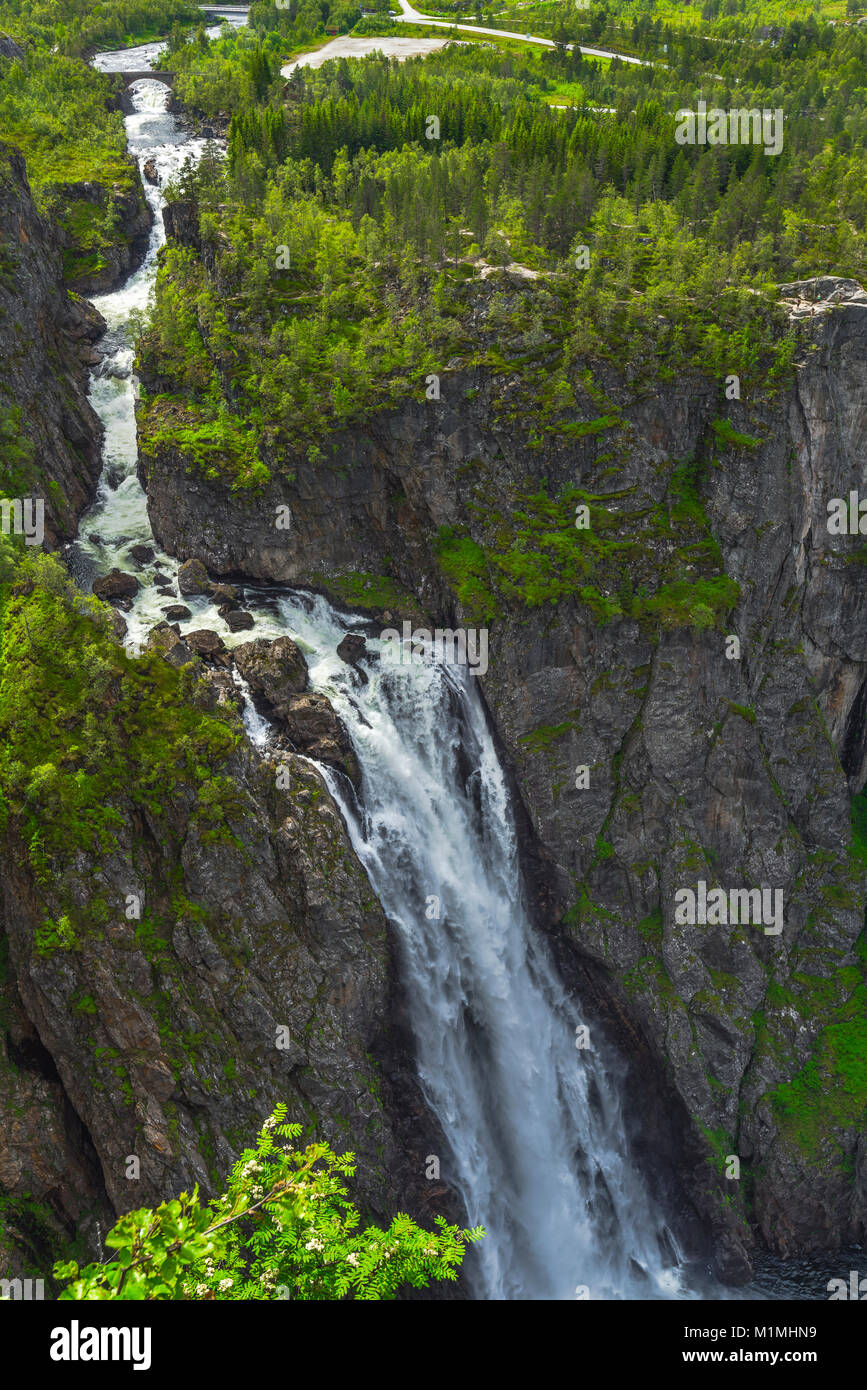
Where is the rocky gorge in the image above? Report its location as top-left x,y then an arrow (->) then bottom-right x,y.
1,10 -> 866,1304
138,238 -> 867,1284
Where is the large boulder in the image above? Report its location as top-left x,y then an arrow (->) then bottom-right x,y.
233,636 -> 308,717
337,633 -> 367,665
185,629 -> 228,665
279,693 -> 360,787
145,622 -> 195,669
224,610 -> 255,633
177,558 -> 212,596
93,569 -> 139,601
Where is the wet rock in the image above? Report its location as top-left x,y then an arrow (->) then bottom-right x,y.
337,633 -> 367,665
92,569 -> 139,601
88,532 -> 103,546
163,605 -> 192,620
145,622 -> 195,669
336,633 -> 369,684
177,557 -> 212,596
279,694 -> 360,787
711,1231 -> 753,1286
130,544 -> 155,564
186,629 -> 227,663
142,158 -> 160,187
211,583 -> 238,608
233,636 -> 308,718
102,360 -> 131,380
155,586 -> 175,597
224,610 -> 255,632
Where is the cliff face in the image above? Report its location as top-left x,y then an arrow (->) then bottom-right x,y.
0,145 -> 106,544
139,262 -> 867,1281
0,603 -> 445,1281
59,173 -> 152,297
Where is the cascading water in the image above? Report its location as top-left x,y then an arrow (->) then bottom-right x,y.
69,52 -> 687,1302
253,594 -> 691,1300
71,34 -> 828,1303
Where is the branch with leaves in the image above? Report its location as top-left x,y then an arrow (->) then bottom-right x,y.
55,1106 -> 484,1300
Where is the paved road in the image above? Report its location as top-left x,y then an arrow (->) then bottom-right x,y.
393,0 -> 649,65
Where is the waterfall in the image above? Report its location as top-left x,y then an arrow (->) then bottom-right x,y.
73,61 -> 689,1304
268,594 -> 687,1300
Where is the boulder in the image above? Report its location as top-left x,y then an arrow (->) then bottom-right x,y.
130,543 -> 155,564
224,609 -> 255,632
177,558 -> 212,596
145,622 -> 195,669
93,568 -> 139,601
337,633 -> 367,665
194,669 -> 243,714
211,583 -> 238,608
186,629 -> 227,662
142,158 -> 160,187
233,636 -> 308,717
163,604 -> 192,620
280,694 -> 360,787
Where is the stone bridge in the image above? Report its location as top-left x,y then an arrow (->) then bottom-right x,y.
118,70 -> 174,88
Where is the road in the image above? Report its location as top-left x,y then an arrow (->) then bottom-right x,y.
393,0 -> 649,65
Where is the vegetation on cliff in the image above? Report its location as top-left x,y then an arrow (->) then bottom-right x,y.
56,1106 -> 482,1299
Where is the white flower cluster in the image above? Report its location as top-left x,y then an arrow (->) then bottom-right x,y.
305,1237 -> 324,1253
346,1252 -> 360,1267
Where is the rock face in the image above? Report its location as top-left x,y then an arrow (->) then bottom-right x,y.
0,619 -> 445,1282
61,176 -> 152,297
0,144 -> 105,546
139,273 -> 867,1277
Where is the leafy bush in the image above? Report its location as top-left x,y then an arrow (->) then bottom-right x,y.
55,1106 -> 483,1299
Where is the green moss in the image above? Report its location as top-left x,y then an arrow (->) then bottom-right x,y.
315,570 -> 420,617
433,477 -> 739,630
850,786 -> 867,868
710,417 -> 763,450
637,908 -> 663,946
140,397 -> 269,493
770,986 -> 867,1157
554,413 -> 622,438
518,716 -> 580,752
